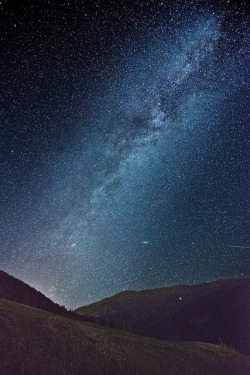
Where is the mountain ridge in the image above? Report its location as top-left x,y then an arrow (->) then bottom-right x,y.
75,277 -> 250,354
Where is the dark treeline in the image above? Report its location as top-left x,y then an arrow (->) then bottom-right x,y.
0,270 -> 130,331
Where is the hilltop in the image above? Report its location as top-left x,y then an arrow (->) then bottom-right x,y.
76,278 -> 250,354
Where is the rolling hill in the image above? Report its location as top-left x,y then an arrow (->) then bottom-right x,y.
75,278 -> 250,354
1,299 -> 249,375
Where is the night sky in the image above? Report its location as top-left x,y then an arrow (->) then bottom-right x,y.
1,0 -> 249,309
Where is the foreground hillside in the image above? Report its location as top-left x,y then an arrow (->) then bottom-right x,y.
76,278 -> 250,354
1,299 -> 249,375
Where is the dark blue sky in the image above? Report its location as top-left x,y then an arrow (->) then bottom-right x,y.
1,0 -> 249,308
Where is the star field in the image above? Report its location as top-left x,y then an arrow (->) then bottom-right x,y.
1,0 -> 249,308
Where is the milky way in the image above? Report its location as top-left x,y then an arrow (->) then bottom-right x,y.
1,0 -> 248,308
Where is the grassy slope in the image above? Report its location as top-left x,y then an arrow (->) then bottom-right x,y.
1,299 -> 249,375
75,278 -> 250,354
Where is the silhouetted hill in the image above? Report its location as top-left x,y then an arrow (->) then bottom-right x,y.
76,278 -> 250,354
0,270 -> 131,330
0,270 -> 69,315
1,299 -> 249,375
